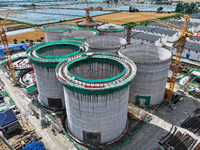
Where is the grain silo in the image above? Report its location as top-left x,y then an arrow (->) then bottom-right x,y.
119,44 -> 172,106
75,17 -> 103,29
97,24 -> 126,37
86,36 -> 127,54
26,40 -> 88,110
43,24 -> 77,41
60,28 -> 99,42
56,52 -> 136,145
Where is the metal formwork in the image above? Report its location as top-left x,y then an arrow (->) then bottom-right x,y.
119,44 -> 172,106
97,24 -> 126,37
43,24 -> 77,41
86,36 -> 127,54
56,52 -> 136,145
60,28 -> 99,42
26,40 -> 88,110
75,19 -> 103,29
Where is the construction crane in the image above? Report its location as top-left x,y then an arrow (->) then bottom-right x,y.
0,12 -> 18,84
127,13 -> 200,103
85,0 -> 102,29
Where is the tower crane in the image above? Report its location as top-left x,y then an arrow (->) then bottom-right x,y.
0,12 -> 18,84
127,13 -> 200,103
85,0 -> 102,29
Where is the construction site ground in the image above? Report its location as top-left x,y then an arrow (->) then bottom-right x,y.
0,50 -> 200,150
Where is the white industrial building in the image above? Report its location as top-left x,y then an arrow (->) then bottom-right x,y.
172,41 -> 200,61
132,25 -> 179,42
131,31 -> 166,47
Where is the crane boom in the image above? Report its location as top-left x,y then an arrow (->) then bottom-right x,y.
0,13 -> 18,84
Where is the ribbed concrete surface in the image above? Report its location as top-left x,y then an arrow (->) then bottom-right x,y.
119,44 -> 172,106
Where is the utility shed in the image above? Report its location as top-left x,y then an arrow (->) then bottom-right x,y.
0,109 -> 21,134
172,41 -> 200,61
131,32 -> 166,47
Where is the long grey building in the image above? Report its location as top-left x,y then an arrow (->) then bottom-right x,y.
132,25 -> 179,42
131,31 -> 166,47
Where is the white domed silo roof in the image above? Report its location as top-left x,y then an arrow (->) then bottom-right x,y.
86,36 -> 127,53
60,28 -> 99,42
76,18 -> 103,29
97,24 -> 126,37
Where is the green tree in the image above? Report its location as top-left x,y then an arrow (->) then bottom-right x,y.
40,37 -> 44,41
157,7 -> 163,12
25,39 -> 29,43
175,3 -> 184,13
30,40 -> 34,44
37,39 -> 41,42
13,39 -> 17,44
129,6 -> 132,12
21,41 -> 25,43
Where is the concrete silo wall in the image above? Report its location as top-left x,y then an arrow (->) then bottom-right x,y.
34,65 -> 65,109
119,44 -> 172,106
56,53 -> 137,145
64,86 -> 129,144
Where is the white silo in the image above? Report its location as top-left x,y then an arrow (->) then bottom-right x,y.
97,24 -> 126,37
86,36 -> 127,54
26,40 -> 88,110
56,53 -> 136,145
60,28 -> 99,42
119,44 -> 172,106
43,24 -> 77,41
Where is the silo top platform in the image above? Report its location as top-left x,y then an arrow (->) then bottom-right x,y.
56,52 -> 137,95
119,44 -> 172,64
86,36 -> 127,50
60,28 -> 99,40
97,24 -> 125,32
26,40 -> 88,67
43,24 -> 77,33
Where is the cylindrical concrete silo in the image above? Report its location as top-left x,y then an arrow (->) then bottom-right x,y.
56,53 -> 136,145
119,44 -> 172,106
97,24 -> 126,37
27,40 -> 88,110
86,36 -> 127,54
76,17 -> 103,29
60,28 -> 99,42
43,24 -> 77,41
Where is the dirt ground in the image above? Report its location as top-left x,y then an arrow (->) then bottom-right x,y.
6,11 -> 176,44
64,12 -> 177,25
7,31 -> 45,44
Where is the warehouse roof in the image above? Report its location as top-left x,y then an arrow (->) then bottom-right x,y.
132,32 -> 161,42
148,22 -> 169,29
190,36 -> 200,41
173,41 -> 200,52
0,109 -> 17,127
132,25 -> 155,32
152,28 -> 178,36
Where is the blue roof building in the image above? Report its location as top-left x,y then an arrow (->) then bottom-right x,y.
0,109 -> 20,134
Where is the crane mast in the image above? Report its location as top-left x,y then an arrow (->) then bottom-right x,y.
127,13 -> 200,103
0,13 -> 18,84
